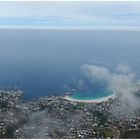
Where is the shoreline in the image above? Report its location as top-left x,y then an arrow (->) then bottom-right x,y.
63,93 -> 116,103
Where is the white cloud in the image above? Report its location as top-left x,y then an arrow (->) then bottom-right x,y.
82,64 -> 111,82
82,64 -> 140,108
0,2 -> 140,27
115,64 -> 131,74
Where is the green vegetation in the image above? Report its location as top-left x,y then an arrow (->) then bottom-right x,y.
121,129 -> 140,138
76,102 -> 85,109
98,128 -> 113,138
94,111 -> 108,126
0,101 -> 8,108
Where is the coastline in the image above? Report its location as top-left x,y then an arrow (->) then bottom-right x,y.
63,93 -> 116,103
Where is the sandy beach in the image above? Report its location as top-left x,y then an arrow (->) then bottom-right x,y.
63,94 -> 116,103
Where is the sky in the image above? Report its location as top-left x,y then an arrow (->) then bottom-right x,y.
0,1 -> 140,28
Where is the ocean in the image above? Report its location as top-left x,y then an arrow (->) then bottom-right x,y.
0,29 -> 140,100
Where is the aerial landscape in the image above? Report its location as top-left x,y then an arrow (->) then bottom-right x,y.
1,1 -> 140,139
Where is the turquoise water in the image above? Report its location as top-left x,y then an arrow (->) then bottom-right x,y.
70,90 -> 113,101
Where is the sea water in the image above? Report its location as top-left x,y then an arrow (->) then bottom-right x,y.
0,29 -> 140,100
70,91 -> 113,100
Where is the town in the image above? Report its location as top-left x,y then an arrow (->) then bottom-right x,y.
0,89 -> 140,138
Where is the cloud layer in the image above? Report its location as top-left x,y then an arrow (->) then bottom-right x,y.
0,2 -> 140,28
82,64 -> 140,107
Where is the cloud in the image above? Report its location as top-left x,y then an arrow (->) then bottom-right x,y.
17,108 -> 84,138
82,64 -> 140,108
115,64 -> 132,74
82,64 -> 111,82
18,110 -> 63,138
0,2 -> 140,28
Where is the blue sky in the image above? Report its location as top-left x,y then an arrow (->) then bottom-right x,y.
0,1 -> 140,28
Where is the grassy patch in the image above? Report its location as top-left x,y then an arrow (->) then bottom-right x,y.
76,102 -> 85,109
98,128 -> 113,138
121,129 -> 140,138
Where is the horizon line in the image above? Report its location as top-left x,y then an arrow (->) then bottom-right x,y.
0,26 -> 140,31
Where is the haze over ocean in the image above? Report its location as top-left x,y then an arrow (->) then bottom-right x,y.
0,29 -> 140,100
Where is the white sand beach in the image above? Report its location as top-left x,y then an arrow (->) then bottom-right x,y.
63,94 -> 116,103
